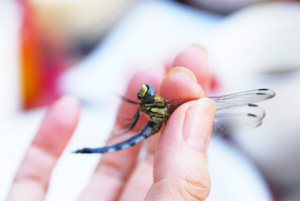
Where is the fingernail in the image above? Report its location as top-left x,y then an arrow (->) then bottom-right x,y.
190,43 -> 207,54
183,98 -> 216,152
169,67 -> 197,82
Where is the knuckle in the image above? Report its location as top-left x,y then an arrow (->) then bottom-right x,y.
181,168 -> 211,201
151,168 -> 211,201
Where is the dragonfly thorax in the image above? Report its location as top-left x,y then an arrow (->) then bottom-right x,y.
137,84 -> 168,123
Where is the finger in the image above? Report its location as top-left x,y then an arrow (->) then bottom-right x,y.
152,44 -> 209,157
159,66 -> 204,100
172,44 -> 212,94
119,65 -> 205,201
77,67 -> 165,201
6,96 -> 80,201
148,66 -> 205,160
146,98 -> 216,201
118,159 -> 154,201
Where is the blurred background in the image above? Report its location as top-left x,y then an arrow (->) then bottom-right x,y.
0,0 -> 300,200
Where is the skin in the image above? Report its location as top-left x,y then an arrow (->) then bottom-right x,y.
6,45 -> 216,201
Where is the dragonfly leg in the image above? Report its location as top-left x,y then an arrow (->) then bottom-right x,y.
117,117 -> 134,121
119,94 -> 139,104
117,107 -> 141,123
106,108 -> 141,144
116,108 -> 141,132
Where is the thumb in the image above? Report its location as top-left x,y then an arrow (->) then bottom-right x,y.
146,98 -> 216,201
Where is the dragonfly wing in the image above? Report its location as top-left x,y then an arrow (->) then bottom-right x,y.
211,89 -> 275,111
167,89 -> 275,114
212,104 -> 266,137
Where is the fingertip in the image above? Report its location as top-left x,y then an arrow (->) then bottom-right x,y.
172,44 -> 212,93
197,97 -> 217,113
169,67 -> 197,82
49,95 -> 81,132
173,44 -> 207,69
53,95 -> 81,117
33,95 -> 81,157
189,43 -> 208,54
160,67 -> 204,100
56,95 -> 80,107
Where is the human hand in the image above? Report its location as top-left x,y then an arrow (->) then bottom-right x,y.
6,45 -> 216,201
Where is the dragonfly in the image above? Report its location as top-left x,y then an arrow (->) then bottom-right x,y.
74,84 -> 275,154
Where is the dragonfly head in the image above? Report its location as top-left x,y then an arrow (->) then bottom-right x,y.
137,84 -> 156,102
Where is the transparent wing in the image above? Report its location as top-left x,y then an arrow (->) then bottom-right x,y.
212,103 -> 266,137
210,89 -> 275,111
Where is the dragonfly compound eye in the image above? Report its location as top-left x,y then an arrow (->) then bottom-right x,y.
144,84 -> 156,102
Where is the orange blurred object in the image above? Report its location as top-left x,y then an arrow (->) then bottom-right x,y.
19,0 -> 136,109
20,1 -> 63,109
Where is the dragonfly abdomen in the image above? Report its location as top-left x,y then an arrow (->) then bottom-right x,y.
74,121 -> 162,154
74,135 -> 145,153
